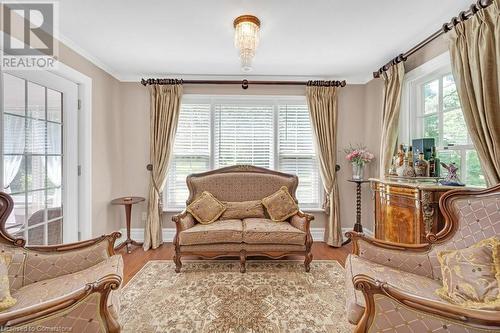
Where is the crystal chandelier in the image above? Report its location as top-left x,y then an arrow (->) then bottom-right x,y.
233,15 -> 261,72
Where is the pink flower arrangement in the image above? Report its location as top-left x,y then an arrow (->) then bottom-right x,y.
344,145 -> 375,166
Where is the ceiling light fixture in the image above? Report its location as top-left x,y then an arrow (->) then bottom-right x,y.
233,15 -> 261,72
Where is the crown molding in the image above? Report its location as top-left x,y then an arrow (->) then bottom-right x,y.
57,32 -> 121,81
56,34 -> 374,84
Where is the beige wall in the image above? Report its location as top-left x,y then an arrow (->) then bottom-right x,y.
117,82 -> 385,236
57,44 -> 124,236
70,30 -> 448,240
78,30 -> 447,240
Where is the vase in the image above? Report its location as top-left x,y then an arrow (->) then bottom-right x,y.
352,163 -> 364,180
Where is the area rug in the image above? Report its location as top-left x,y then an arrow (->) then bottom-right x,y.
120,260 -> 352,333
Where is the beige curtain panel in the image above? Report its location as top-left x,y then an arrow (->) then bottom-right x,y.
306,86 -> 343,247
448,0 -> 500,186
379,62 -> 405,178
143,84 -> 183,250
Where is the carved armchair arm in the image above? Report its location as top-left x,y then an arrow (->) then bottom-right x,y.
346,231 -> 434,278
27,232 -> 121,255
172,211 -> 196,232
0,274 -> 122,332
353,274 -> 500,333
290,211 -> 314,233
23,232 -> 121,284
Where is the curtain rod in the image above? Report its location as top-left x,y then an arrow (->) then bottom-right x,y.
373,0 -> 493,79
140,78 -> 347,90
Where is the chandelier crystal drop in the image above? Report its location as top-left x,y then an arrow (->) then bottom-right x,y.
233,15 -> 261,72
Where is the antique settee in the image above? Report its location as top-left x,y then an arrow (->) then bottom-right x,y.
172,165 -> 314,273
345,184 -> 500,332
0,192 -> 123,333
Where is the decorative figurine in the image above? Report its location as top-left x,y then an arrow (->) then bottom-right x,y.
439,162 -> 465,186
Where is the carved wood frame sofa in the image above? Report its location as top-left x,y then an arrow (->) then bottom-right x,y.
0,192 -> 123,332
172,165 -> 314,273
345,184 -> 500,332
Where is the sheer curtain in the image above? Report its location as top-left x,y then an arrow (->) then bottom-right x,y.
3,116 -> 24,192
47,124 -> 62,206
3,116 -> 24,225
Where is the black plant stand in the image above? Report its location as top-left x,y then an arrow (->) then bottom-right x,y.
342,179 -> 370,246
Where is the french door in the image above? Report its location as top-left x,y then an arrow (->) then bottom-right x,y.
1,70 -> 78,245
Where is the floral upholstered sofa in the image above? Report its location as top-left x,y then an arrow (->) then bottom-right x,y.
172,165 -> 314,273
0,192 -> 123,332
345,184 -> 500,332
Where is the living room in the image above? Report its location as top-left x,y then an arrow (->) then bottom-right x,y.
0,0 -> 498,332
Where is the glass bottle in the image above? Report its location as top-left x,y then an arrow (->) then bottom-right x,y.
428,146 -> 440,177
406,146 -> 414,167
415,152 -> 429,177
402,157 -> 416,177
397,144 -> 405,167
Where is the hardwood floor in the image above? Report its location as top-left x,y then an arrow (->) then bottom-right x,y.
118,242 -> 353,285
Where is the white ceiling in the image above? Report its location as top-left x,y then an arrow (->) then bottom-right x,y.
58,0 -> 471,83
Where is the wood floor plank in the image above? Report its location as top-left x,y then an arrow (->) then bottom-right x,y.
119,242 -> 353,285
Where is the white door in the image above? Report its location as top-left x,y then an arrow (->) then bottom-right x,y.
0,70 -> 79,245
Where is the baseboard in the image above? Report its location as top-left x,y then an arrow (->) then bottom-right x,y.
117,227 -> 373,245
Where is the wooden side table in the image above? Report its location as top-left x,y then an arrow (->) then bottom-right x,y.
343,179 -> 370,246
111,196 -> 145,253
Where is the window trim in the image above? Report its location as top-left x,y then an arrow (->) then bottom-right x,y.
400,52 -> 485,187
164,94 -> 323,211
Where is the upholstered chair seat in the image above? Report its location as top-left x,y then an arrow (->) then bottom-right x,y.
179,219 -> 244,245
345,185 -> 500,332
242,218 -> 306,245
10,255 -> 123,315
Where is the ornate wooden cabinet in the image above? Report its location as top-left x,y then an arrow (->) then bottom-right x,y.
370,178 -> 464,244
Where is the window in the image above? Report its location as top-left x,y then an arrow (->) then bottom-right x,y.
402,55 -> 486,187
165,96 -> 321,210
1,72 -> 79,245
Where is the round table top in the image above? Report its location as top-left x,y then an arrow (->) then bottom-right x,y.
111,196 -> 145,205
347,179 -> 370,184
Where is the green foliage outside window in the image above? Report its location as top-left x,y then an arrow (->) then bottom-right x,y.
421,74 -> 486,187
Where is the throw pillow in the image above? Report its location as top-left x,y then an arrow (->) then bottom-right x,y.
0,254 -> 16,311
187,191 -> 226,225
219,200 -> 265,220
261,186 -> 299,222
436,237 -> 500,310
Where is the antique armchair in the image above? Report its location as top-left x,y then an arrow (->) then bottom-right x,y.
0,192 -> 123,333
345,184 -> 500,332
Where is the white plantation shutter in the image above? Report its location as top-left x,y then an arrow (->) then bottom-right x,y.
278,104 -> 321,208
214,103 -> 274,169
166,104 -> 210,208
165,97 -> 321,209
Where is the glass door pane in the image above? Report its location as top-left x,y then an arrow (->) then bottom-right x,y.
2,73 -> 64,245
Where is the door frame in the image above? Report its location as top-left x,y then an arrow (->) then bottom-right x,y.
0,63 -> 92,242
50,62 -> 92,241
